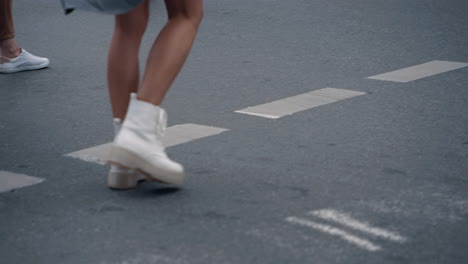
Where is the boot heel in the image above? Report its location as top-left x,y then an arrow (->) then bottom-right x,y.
107,169 -> 140,190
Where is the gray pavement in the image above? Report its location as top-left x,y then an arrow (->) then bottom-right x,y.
1,0 -> 468,263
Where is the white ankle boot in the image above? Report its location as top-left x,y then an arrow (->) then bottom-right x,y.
107,118 -> 145,189
108,93 -> 184,185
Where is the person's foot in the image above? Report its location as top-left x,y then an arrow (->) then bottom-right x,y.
108,93 -> 184,185
107,165 -> 146,189
107,118 -> 146,190
0,49 -> 49,73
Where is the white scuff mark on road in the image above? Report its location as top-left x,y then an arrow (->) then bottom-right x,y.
286,216 -> 382,252
309,209 -> 407,242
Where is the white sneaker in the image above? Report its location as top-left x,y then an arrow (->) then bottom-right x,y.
107,118 -> 146,190
108,93 -> 184,185
0,49 -> 49,73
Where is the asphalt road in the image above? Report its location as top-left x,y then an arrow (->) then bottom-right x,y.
1,0 -> 468,263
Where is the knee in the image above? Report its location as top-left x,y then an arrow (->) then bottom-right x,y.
168,8 -> 203,29
115,13 -> 149,37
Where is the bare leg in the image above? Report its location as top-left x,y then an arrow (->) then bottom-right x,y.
107,0 -> 149,120
0,0 -> 20,63
107,0 -> 200,185
137,0 -> 204,105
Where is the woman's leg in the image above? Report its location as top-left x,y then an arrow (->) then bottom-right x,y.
107,0 -> 149,120
0,0 -> 49,72
106,0 -> 150,189
137,0 -> 204,105
108,0 -> 203,185
0,0 -> 20,63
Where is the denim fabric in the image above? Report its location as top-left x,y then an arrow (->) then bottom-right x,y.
60,0 -> 145,15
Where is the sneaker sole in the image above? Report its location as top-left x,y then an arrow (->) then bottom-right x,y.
108,144 -> 184,185
0,61 -> 49,74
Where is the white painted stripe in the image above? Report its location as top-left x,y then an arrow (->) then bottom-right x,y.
234,110 -> 281,119
65,143 -> 112,165
65,124 -> 228,165
235,88 -> 366,119
0,171 -> 44,193
286,216 -> 381,251
162,123 -> 228,147
366,60 -> 468,83
310,209 -> 406,243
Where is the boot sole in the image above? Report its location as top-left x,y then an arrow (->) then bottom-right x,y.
107,170 -> 146,190
108,144 -> 184,185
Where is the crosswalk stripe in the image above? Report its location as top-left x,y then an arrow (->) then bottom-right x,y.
65,143 -> 112,165
0,171 -> 44,193
286,216 -> 382,251
235,88 -> 366,119
162,123 -> 228,147
309,209 -> 406,242
366,60 -> 468,83
65,124 -> 228,165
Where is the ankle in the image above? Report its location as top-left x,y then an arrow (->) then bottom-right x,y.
0,40 -> 21,59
